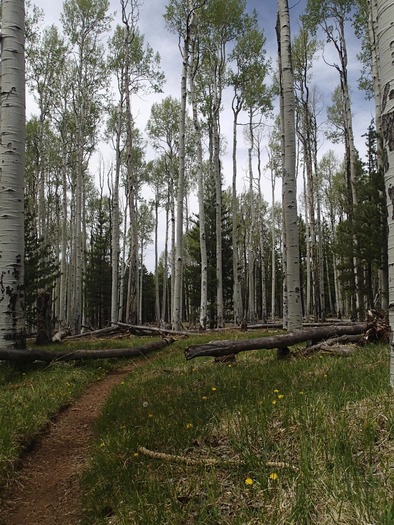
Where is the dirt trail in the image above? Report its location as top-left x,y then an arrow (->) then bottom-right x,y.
0,359 -> 149,525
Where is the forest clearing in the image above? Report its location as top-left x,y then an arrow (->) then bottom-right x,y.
0,330 -> 393,524
1,0 -> 394,523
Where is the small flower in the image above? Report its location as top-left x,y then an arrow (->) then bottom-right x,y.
245,477 -> 254,485
299,390 -> 304,395
202,396 -> 208,400
143,401 -> 149,407
100,442 -> 106,447
186,422 -> 193,429
278,394 -> 284,399
133,452 -> 139,457
273,389 -> 279,393
271,400 -> 277,405
212,387 -> 217,391
269,472 -> 278,480
148,413 -> 153,418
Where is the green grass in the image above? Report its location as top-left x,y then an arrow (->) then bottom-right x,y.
0,336 -> 162,485
81,339 -> 394,525
1,333 -> 394,524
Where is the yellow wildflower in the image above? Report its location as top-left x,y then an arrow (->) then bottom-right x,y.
245,477 -> 254,485
186,422 -> 193,429
273,389 -> 279,393
269,472 -> 278,480
278,394 -> 284,399
271,400 -> 277,405
212,387 -> 217,391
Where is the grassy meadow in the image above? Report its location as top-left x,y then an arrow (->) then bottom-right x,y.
0,331 -> 393,524
81,336 -> 393,525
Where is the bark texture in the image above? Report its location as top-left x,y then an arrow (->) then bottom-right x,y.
0,0 -> 26,349
376,0 -> 394,386
185,323 -> 368,360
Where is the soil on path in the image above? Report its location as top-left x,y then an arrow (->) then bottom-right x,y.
0,359 -> 149,525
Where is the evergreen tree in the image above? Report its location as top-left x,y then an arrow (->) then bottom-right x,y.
84,199 -> 112,329
24,209 -> 60,334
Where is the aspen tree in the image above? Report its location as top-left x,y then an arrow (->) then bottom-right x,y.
0,0 -> 26,349
277,0 -> 303,330
375,0 -> 394,386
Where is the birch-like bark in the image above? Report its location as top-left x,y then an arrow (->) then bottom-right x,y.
190,38 -> 208,330
370,0 -> 389,307
111,105 -> 122,324
172,12 -> 191,330
376,0 -> 394,386
256,138 -> 267,322
247,114 -> 256,324
277,0 -> 303,330
270,166 -> 277,320
231,96 -> 242,326
0,0 -> 26,348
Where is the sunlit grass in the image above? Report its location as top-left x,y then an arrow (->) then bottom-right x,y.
81,341 -> 394,525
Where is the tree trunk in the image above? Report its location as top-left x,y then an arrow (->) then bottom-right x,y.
111,104 -> 122,324
185,323 -> 367,360
190,38 -> 208,330
0,0 -> 26,349
376,0 -> 394,386
277,1 -> 303,330
172,13 -> 191,331
0,338 -> 175,363
232,98 -> 242,326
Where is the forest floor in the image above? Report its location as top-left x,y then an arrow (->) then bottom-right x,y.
0,360 -> 145,525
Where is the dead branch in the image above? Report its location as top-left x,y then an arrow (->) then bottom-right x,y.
137,446 -> 298,471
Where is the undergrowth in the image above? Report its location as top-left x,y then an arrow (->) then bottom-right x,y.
81,340 -> 393,525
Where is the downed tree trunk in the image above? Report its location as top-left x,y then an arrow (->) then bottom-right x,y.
303,334 -> 363,354
185,324 -> 367,360
0,338 -> 175,363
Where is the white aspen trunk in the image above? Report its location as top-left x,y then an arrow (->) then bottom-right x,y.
370,0 -> 389,308
170,188 -> 176,323
139,242 -> 143,324
111,108 -> 122,324
162,200 -> 170,323
270,168 -> 276,320
172,23 -> 190,331
302,164 -> 311,317
247,128 -> 256,324
212,71 -> 224,328
0,0 -> 26,348
257,142 -> 267,322
277,0 -> 303,330
376,0 -> 394,386
214,115 -> 224,328
154,196 -> 161,323
119,199 -> 128,322
190,45 -> 208,330
232,99 -> 242,326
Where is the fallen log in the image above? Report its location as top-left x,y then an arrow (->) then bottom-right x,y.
0,338 -> 175,363
303,334 -> 363,354
184,323 -> 367,360
116,322 -> 192,337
